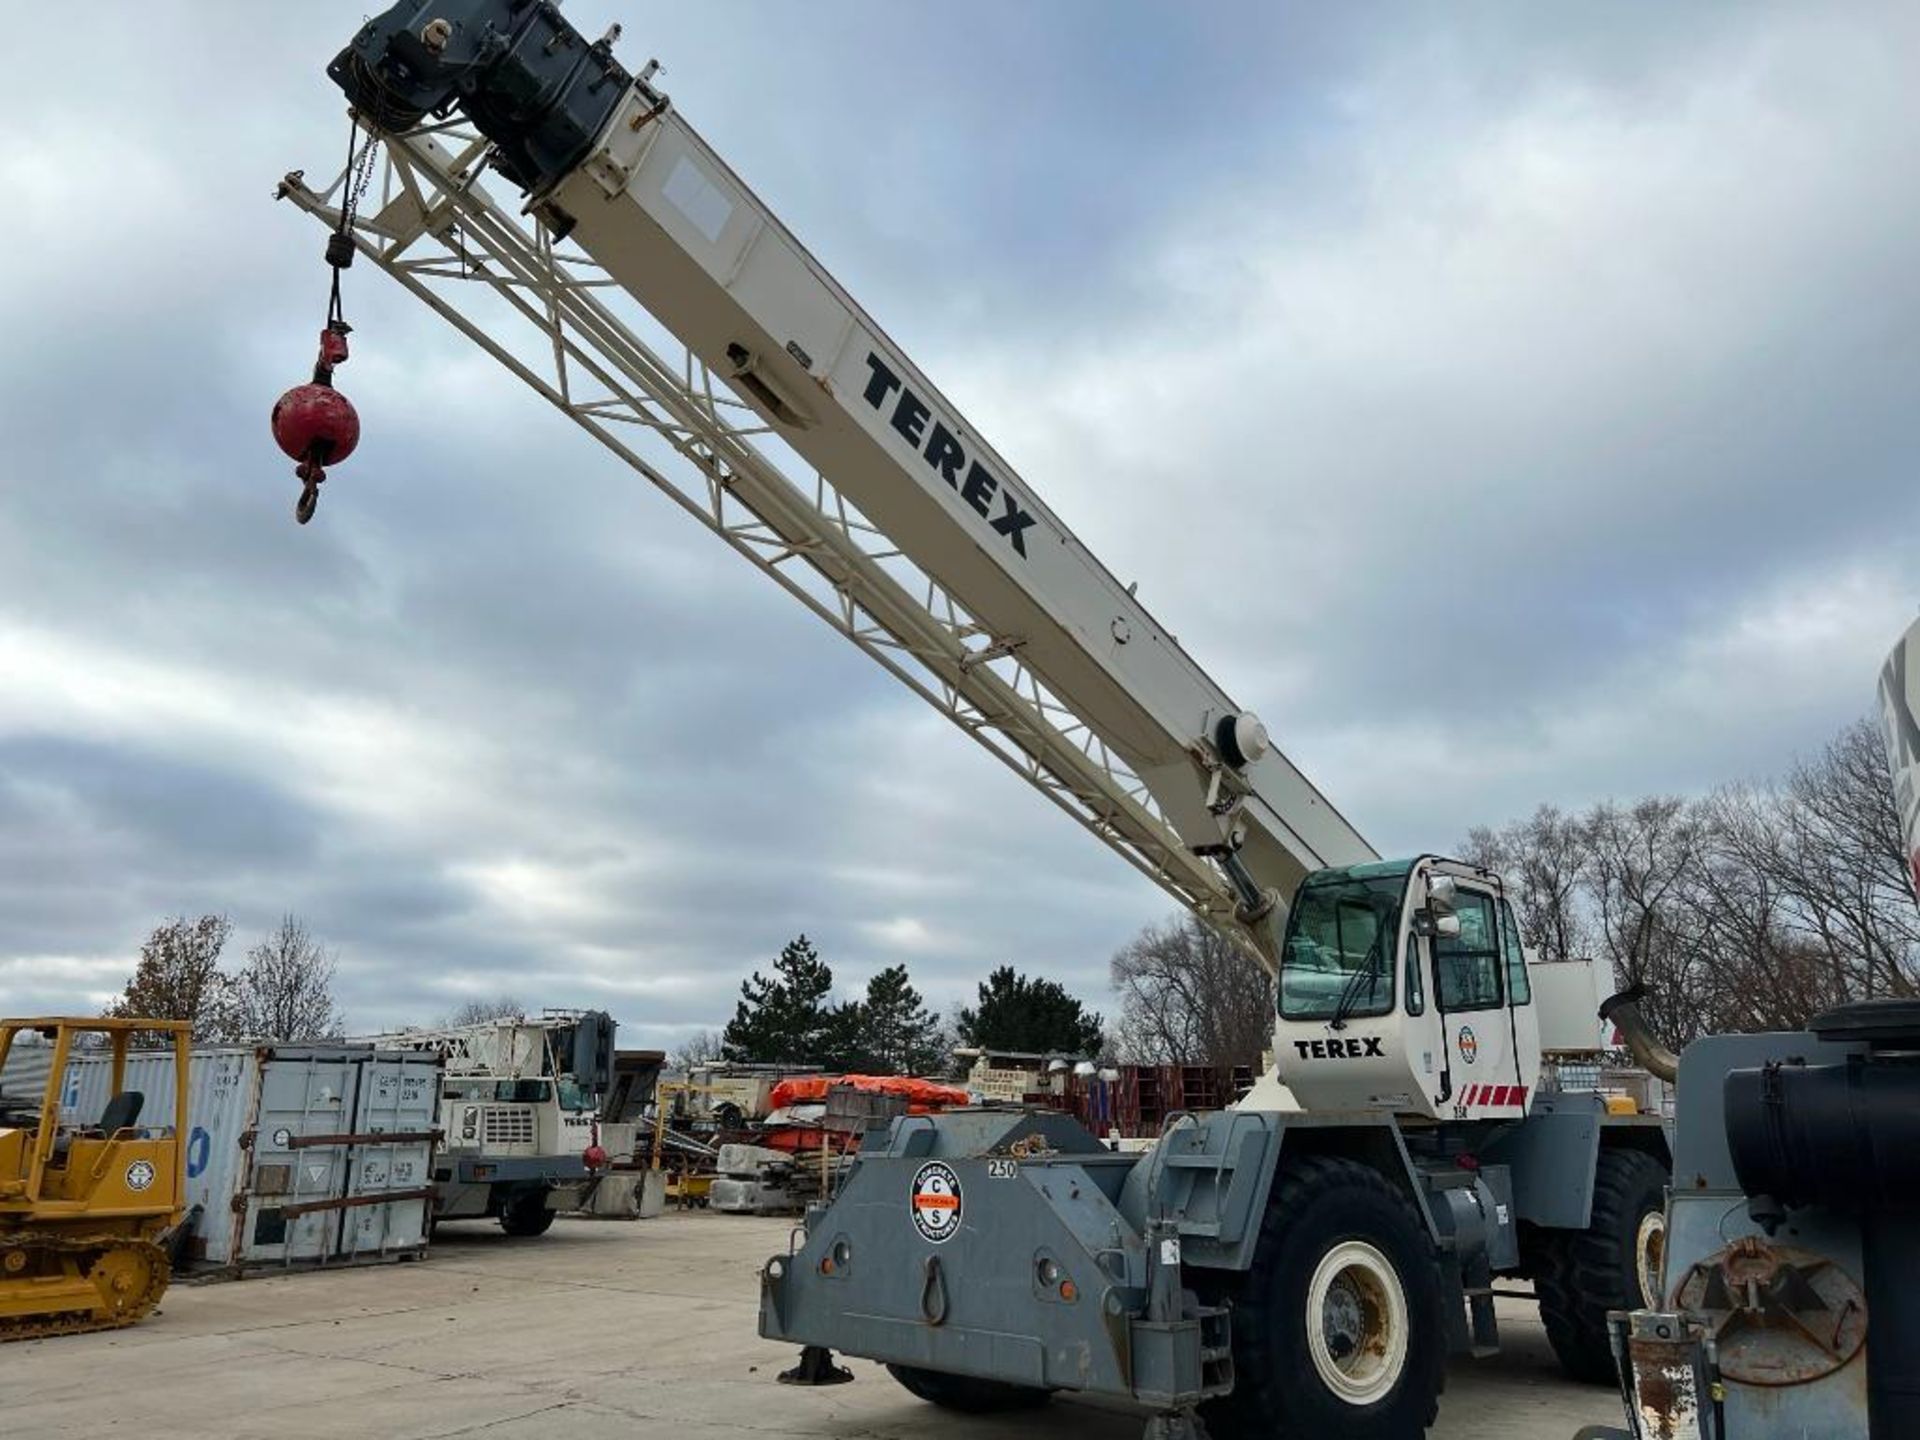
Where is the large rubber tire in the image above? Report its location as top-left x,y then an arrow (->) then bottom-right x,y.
1204,1154 -> 1445,1440
1535,1148 -> 1668,1385
885,1363 -> 1051,1413
499,1193 -> 557,1237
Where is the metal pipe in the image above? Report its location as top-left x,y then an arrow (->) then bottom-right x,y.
1599,986 -> 1680,1084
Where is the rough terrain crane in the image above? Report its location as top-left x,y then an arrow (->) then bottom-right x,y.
283,5 -> 1672,1435
356,1010 -> 616,1234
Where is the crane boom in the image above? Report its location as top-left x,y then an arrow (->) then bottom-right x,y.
284,2 -> 1373,970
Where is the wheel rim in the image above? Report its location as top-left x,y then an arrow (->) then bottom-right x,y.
1305,1240 -> 1409,1407
1634,1209 -> 1667,1308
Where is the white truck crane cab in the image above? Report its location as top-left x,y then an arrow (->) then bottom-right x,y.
1275,858 -> 1542,1122
285,8 -> 1671,1437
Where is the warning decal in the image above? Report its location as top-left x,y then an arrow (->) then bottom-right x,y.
910,1161 -> 963,1244
124,1159 -> 156,1192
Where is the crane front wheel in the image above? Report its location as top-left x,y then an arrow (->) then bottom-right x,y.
1205,1154 -> 1444,1439
499,1191 -> 557,1237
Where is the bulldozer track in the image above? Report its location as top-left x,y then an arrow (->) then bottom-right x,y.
0,1233 -> 172,1343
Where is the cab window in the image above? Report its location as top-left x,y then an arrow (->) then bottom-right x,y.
1435,891 -> 1503,1011
1499,899 -> 1532,1005
1278,875 -> 1402,1021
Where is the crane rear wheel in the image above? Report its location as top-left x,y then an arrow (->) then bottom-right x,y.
1535,1147 -> 1669,1384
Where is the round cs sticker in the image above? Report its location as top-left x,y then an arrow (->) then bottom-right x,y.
910,1161 -> 963,1244
1457,1026 -> 1479,1065
125,1160 -> 157,1192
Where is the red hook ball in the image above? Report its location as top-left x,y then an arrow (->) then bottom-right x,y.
271,382 -> 360,467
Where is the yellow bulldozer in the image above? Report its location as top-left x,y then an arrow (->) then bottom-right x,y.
0,1017 -> 190,1340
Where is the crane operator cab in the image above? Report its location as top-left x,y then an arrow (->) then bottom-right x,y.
1274,857 -> 1541,1121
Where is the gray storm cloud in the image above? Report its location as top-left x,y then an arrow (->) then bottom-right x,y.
0,1 -> 1912,1042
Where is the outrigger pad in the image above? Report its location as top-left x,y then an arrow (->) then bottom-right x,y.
1143,1410 -> 1209,1440
777,1345 -> 853,1387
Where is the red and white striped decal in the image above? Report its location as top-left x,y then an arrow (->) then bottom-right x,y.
1460,1084 -> 1530,1108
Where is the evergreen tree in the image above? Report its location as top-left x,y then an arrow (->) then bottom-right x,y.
722,934 -> 836,1064
847,964 -> 945,1076
955,965 -> 1104,1056
816,999 -> 873,1074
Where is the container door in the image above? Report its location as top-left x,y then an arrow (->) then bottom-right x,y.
339,1052 -> 438,1259
240,1051 -> 359,1265
186,1050 -> 250,1265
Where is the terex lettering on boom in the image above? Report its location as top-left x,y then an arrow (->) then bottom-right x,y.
861,353 -> 1039,557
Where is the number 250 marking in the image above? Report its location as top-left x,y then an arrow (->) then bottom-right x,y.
986,1159 -> 1018,1179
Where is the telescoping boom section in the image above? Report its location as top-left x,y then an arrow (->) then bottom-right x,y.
291,0 -> 1372,972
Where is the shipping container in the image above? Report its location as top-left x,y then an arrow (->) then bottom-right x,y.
54,1044 -> 440,1270
0,1041 -> 56,1118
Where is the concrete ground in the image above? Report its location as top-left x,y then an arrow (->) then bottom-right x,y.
6,1212 -> 1618,1439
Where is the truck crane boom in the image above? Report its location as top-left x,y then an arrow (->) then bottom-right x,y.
280,2 -> 1371,975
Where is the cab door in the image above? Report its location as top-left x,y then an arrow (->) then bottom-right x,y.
1397,921 -> 1448,1114
1429,883 -> 1529,1119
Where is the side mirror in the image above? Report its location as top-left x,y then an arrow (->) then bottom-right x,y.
1427,875 -> 1459,908
1434,913 -> 1461,939
1411,908 -> 1462,939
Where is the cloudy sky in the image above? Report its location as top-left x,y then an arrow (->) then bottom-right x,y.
1,2 -> 1913,1048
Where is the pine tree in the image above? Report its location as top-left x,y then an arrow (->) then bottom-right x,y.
955,965 -> 1104,1056
722,934 -> 837,1065
853,964 -> 946,1075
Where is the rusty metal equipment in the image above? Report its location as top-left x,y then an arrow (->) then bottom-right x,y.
1586,997 -> 1920,1439
0,1018 -> 191,1340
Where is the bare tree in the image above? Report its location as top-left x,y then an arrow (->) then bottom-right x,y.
1671,788 -> 1844,1034
1581,797 -> 1712,1046
1112,914 -> 1272,1066
1464,805 -> 1593,962
1772,720 -> 1919,999
234,914 -> 344,1041
105,915 -> 239,1043
1457,715 -> 1920,1050
443,995 -> 527,1027
673,1028 -> 725,1072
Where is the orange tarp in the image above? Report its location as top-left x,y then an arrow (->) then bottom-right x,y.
768,1073 -> 970,1113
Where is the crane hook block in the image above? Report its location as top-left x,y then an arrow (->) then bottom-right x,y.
271,369 -> 359,526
